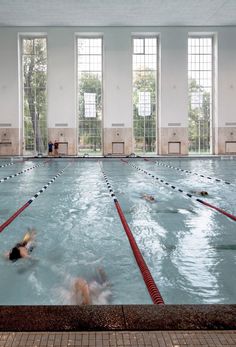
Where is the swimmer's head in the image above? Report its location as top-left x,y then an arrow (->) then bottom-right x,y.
9,247 -> 21,261
143,194 -> 155,201
200,191 -> 208,196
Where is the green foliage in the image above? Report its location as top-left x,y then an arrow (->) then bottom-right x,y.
188,79 -> 211,153
23,38 -> 47,153
78,73 -> 102,153
133,69 -> 157,153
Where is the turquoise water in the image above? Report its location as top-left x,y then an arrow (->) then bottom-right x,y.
0,158 -> 235,305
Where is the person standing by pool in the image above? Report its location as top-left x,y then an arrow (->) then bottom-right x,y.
48,141 -> 53,156
54,140 -> 59,156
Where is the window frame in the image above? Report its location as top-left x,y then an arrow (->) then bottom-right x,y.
188,34 -> 216,154
132,35 -> 159,155
19,33 -> 48,156
76,35 -> 104,156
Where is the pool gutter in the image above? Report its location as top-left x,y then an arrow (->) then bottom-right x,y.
0,305 -> 235,331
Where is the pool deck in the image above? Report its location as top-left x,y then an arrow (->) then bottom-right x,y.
0,330 -> 236,347
0,305 -> 236,346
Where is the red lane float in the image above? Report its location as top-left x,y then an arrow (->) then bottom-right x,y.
122,159 -> 236,223
0,202 -> 30,233
115,201 -> 164,305
0,165 -> 68,233
100,164 -> 164,305
197,199 -> 236,222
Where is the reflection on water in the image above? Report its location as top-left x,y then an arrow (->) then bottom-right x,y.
0,159 -> 235,304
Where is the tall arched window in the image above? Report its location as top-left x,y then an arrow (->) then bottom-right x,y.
188,37 -> 214,154
77,37 -> 103,155
21,36 -> 47,155
132,37 -> 158,154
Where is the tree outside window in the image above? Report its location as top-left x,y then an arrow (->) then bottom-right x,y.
23,37 -> 47,155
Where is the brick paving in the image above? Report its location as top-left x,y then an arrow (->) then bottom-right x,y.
0,331 -> 235,347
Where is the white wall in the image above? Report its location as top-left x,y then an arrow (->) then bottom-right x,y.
0,28 -> 19,127
103,27 -> 132,128
0,26 -> 236,154
160,28 -> 188,127
218,28 -> 236,128
47,28 -> 76,128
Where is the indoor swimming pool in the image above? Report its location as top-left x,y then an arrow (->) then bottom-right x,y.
0,157 -> 235,305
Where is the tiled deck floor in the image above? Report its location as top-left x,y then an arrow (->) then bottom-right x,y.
0,331 -> 235,347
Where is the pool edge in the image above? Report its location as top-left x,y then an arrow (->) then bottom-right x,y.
0,305 -> 235,331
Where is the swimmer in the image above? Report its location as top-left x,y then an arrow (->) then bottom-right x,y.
6,229 -> 36,262
73,277 -> 91,305
142,194 -> 156,202
72,268 -> 112,305
191,190 -> 208,196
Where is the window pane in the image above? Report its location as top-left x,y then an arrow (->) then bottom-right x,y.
22,37 -> 47,154
77,37 -> 102,155
133,36 -> 158,154
133,38 -> 144,54
188,37 -> 213,154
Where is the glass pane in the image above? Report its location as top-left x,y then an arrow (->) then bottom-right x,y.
22,37 -> 48,155
133,39 -> 144,54
133,37 -> 158,154
22,39 -> 34,55
188,37 -> 213,154
77,38 -> 102,155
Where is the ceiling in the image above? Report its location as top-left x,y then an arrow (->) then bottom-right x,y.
0,0 -> 236,27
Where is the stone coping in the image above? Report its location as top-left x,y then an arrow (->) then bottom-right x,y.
0,155 -> 235,160
0,305 -> 235,331
29,155 -> 236,159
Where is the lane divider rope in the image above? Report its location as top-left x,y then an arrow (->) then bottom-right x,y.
144,158 -> 232,185
99,162 -> 164,305
0,164 -> 69,233
0,161 -> 48,183
0,162 -> 15,169
121,159 -> 236,222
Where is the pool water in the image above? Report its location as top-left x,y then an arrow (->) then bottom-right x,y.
0,158 -> 235,305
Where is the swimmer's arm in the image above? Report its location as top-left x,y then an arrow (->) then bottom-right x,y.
82,283 -> 91,305
74,278 -> 91,305
83,291 -> 90,305
26,229 -> 36,243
